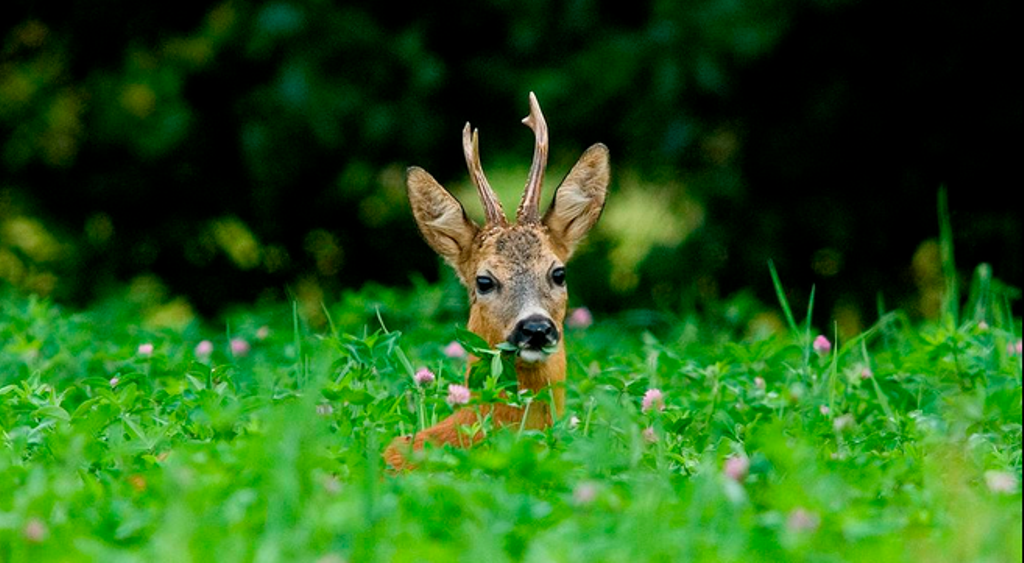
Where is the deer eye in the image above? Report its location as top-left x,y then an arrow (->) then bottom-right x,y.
476,275 -> 497,295
551,267 -> 566,287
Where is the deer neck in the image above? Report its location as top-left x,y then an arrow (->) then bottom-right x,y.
515,347 -> 566,418
466,311 -> 567,418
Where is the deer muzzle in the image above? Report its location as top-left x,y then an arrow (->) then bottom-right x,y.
509,314 -> 560,363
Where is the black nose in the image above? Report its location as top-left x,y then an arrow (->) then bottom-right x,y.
510,315 -> 560,350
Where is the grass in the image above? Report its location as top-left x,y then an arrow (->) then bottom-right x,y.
1,262 -> 1021,562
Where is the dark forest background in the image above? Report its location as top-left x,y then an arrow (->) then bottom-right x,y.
2,0 -> 1020,335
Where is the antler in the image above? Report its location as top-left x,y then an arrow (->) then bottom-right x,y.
463,123 -> 508,227
517,92 -> 549,224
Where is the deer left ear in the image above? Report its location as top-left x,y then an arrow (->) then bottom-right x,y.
543,143 -> 610,257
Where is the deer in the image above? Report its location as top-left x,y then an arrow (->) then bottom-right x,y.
384,92 -> 610,471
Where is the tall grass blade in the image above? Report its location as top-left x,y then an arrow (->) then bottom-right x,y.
862,341 -> 899,431
965,263 -> 992,324
828,322 -> 839,413
375,308 -> 416,379
804,284 -> 817,343
321,301 -> 339,340
938,187 -> 959,325
769,260 -> 800,336
293,300 -> 306,383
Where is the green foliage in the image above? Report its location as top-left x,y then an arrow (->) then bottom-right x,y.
15,0 -> 1008,325
1,269 -> 1021,562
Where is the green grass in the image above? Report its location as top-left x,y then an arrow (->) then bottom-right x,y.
1,268 -> 1021,563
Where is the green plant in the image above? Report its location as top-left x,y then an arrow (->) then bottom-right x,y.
1,259 -> 1020,562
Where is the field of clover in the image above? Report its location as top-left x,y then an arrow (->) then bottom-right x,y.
1,254 -> 1021,562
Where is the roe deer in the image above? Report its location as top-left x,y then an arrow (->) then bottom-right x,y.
384,93 -> 610,470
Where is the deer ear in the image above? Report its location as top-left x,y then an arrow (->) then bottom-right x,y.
543,144 -> 610,257
407,167 -> 479,264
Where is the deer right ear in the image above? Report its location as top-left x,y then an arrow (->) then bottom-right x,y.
407,167 -> 479,264
543,144 -> 610,258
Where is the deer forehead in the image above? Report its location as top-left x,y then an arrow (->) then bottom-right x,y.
472,226 -> 563,277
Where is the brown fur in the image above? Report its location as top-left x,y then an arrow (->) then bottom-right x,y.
386,96 -> 609,471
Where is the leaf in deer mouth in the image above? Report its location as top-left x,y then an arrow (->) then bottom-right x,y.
496,342 -> 519,354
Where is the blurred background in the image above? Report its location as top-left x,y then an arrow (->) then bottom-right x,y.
2,0 -> 1020,336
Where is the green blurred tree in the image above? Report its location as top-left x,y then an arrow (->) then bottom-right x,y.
1,0 -> 1019,328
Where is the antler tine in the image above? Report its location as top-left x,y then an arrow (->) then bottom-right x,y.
517,92 -> 549,224
462,122 -> 507,227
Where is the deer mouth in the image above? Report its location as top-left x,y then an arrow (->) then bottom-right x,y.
508,314 -> 560,363
516,347 -> 558,363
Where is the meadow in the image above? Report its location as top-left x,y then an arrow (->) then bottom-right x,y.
1,259 -> 1021,563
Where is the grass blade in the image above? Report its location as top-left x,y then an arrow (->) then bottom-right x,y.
828,322 -> 839,413
769,260 -> 800,337
938,187 -> 959,325
804,284 -> 817,347
293,300 -> 306,383
321,301 -> 339,340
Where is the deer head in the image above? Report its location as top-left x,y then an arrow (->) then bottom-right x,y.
407,93 -> 609,367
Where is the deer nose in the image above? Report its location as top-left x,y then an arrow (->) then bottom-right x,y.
510,315 -> 560,350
